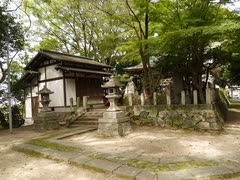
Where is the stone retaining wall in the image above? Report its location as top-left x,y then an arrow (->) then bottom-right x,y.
127,105 -> 224,131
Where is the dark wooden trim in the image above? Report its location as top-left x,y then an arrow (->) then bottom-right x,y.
38,61 -> 59,68
75,72 -> 77,99
30,84 -> 33,116
63,71 -> 66,107
44,66 -> 47,86
38,77 -> 64,83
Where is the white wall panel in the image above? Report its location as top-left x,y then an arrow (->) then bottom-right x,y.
46,65 -> 62,79
32,86 -> 38,96
25,97 -> 32,118
47,80 -> 64,107
66,79 -> 76,106
39,67 -> 45,81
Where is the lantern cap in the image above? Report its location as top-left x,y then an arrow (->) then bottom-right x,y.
101,75 -> 123,88
37,85 -> 54,95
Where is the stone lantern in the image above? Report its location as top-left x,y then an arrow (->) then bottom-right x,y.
98,76 -> 132,137
101,75 -> 122,112
34,86 -> 58,131
37,85 -> 53,112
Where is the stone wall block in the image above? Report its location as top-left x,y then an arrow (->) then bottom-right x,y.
197,122 -> 210,130
208,117 -> 217,123
210,122 -> 222,130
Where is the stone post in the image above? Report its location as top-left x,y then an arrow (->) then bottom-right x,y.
166,89 -> 171,105
206,87 -> 211,105
193,90 -> 198,105
181,90 -> 186,105
83,96 -> 88,108
77,97 -> 81,109
128,93 -> 133,106
153,92 -> 157,105
141,93 -> 144,106
70,98 -> 73,110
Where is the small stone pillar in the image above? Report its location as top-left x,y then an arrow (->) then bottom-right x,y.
83,96 -> 88,108
153,92 -> 157,105
166,89 -> 171,105
128,93 -> 133,106
77,97 -> 81,109
98,76 -> 131,137
206,87 -> 211,105
70,98 -> 74,111
181,91 -> 186,105
141,93 -> 145,106
193,90 -> 198,105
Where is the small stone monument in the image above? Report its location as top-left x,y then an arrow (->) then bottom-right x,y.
98,76 -> 132,137
33,86 -> 59,130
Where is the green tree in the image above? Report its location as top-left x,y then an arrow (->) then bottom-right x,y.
0,5 -> 24,83
151,0 -> 239,103
94,0 -> 156,97
23,0 -> 122,65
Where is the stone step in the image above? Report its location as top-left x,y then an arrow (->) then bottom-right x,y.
73,121 -> 98,125
70,124 -> 98,128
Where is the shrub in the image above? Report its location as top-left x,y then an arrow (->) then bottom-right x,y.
0,105 -> 24,129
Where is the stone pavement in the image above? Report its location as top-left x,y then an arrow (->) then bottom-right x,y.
14,127 -> 240,180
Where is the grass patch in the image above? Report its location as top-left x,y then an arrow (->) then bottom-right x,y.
27,138 -> 78,152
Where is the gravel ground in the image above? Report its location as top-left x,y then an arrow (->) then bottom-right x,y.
0,127 -> 123,180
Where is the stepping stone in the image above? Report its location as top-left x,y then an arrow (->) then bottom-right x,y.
69,155 -> 92,165
114,165 -> 142,178
84,159 -> 122,173
136,170 -> 157,180
157,170 -> 194,180
189,166 -> 233,178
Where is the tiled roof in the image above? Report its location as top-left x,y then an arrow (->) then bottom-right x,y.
26,49 -> 112,69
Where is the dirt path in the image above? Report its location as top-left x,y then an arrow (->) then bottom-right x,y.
1,101 -> 240,180
0,127 -> 122,180
225,99 -> 240,126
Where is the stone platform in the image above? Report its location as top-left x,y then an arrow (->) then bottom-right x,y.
98,111 -> 132,137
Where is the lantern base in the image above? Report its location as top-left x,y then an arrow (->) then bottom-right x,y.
33,112 -> 59,131
98,111 -> 132,137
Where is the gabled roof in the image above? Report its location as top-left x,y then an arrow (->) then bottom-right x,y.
56,66 -> 112,76
123,57 -> 158,72
25,49 -> 112,70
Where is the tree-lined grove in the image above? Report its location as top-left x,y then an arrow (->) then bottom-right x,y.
1,0 -> 240,104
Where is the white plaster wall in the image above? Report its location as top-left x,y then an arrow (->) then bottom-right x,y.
39,67 -> 45,81
47,80 -> 64,107
25,97 -> 32,118
38,82 -> 45,107
25,87 -> 31,97
32,86 -> 38,96
66,79 -> 76,106
46,65 -> 62,79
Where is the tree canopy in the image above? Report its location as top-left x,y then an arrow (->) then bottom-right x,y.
22,0 -> 240,102
0,5 -> 24,83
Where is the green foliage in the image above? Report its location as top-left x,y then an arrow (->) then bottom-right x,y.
0,6 -> 24,58
0,105 -> 25,129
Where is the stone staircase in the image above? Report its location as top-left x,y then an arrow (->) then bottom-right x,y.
69,108 -> 105,128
